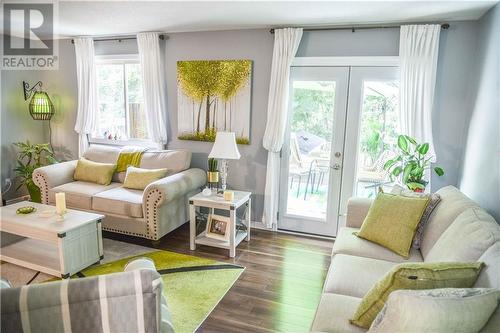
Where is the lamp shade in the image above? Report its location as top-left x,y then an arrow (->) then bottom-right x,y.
29,91 -> 54,120
209,132 -> 241,160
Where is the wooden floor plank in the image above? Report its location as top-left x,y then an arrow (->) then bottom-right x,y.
104,223 -> 333,332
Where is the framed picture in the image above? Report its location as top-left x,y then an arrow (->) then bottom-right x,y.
206,214 -> 231,241
177,60 -> 252,144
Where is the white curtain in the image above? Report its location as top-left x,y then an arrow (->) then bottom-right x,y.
137,32 -> 168,144
399,25 -> 441,161
73,38 -> 98,157
262,28 -> 303,228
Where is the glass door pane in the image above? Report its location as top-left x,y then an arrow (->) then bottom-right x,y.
355,80 -> 399,198
339,67 -> 400,228
286,80 -> 335,220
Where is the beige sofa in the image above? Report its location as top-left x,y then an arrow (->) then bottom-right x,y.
311,186 -> 500,332
33,145 -> 206,240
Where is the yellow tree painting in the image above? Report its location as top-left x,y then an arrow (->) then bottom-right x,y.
177,60 -> 252,144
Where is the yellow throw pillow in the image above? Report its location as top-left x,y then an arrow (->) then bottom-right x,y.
350,262 -> 484,329
356,193 -> 430,258
73,158 -> 116,185
123,166 -> 168,190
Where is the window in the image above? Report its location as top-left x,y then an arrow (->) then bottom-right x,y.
93,55 -> 149,143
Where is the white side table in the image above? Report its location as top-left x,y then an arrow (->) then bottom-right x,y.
189,191 -> 251,258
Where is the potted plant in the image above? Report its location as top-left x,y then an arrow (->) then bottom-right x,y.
207,158 -> 219,188
383,135 -> 444,192
13,141 -> 57,203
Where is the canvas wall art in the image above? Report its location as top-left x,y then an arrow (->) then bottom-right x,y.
177,60 -> 252,144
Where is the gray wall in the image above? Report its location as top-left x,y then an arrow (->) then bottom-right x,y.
459,4 -> 500,221
1,20 -> 494,221
0,37 -> 78,199
431,21 -> 480,190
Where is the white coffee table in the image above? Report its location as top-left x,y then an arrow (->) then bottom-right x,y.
0,201 -> 104,278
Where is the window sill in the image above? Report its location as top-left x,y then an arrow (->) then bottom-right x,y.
89,138 -> 162,149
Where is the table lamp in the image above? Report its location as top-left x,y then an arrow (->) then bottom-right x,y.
209,132 -> 241,191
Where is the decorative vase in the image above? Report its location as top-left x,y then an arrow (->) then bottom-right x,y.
207,171 -> 219,191
207,171 -> 219,183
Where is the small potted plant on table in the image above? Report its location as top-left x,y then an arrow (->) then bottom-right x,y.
207,158 -> 219,191
383,135 -> 444,192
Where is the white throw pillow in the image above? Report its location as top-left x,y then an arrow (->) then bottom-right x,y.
369,288 -> 499,333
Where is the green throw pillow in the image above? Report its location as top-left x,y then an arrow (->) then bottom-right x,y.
73,158 -> 116,185
356,193 -> 430,258
123,166 -> 168,190
350,262 -> 484,329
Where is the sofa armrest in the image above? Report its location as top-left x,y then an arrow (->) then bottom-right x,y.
32,160 -> 77,204
345,197 -> 373,228
142,168 -> 206,239
144,168 -> 206,206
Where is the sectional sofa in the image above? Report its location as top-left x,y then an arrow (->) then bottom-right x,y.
311,186 -> 500,332
33,145 -> 206,240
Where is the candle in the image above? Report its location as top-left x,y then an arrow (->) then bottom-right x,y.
223,191 -> 234,201
55,192 -> 66,215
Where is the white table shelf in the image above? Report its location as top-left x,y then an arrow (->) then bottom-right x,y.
189,191 -> 251,257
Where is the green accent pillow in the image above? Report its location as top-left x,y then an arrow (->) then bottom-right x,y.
123,166 -> 168,190
73,158 -> 116,185
350,262 -> 484,329
356,193 -> 430,258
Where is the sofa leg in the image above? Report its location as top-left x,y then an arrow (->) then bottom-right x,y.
151,239 -> 161,248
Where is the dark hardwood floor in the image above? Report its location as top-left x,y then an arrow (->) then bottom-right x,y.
104,224 -> 333,333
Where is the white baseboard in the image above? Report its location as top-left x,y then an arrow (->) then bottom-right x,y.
250,221 -> 272,231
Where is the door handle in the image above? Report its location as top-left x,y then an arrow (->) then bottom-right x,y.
331,163 -> 341,170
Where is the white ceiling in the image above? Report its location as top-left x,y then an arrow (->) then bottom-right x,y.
9,1 -> 500,38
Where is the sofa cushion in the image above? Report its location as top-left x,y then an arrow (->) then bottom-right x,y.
356,193 -> 429,258
92,187 -> 144,218
49,181 -> 121,210
83,144 -> 121,164
140,150 -> 191,175
475,242 -> 500,289
350,262 -> 484,329
333,227 -> 423,263
311,293 -> 365,333
425,208 -> 500,263
123,166 -> 168,190
369,288 -> 499,333
324,254 -> 396,298
420,186 -> 479,258
74,158 -> 116,185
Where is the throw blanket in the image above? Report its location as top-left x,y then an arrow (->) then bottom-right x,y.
116,146 -> 147,172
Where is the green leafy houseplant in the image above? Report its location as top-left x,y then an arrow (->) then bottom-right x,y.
383,135 -> 444,192
13,141 -> 57,203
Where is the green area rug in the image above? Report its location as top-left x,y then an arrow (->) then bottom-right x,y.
76,250 -> 244,333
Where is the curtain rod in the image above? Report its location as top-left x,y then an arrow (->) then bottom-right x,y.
269,23 -> 450,34
70,34 -> 166,44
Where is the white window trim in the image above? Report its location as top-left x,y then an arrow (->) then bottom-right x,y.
92,54 -> 159,148
292,56 -> 399,67
88,137 -> 162,149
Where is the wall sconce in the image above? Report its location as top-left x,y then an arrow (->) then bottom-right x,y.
23,81 -> 55,120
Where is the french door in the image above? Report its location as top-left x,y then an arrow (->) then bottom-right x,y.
278,66 -> 399,237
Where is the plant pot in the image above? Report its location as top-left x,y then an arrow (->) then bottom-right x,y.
207,171 -> 219,183
27,183 -> 41,203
